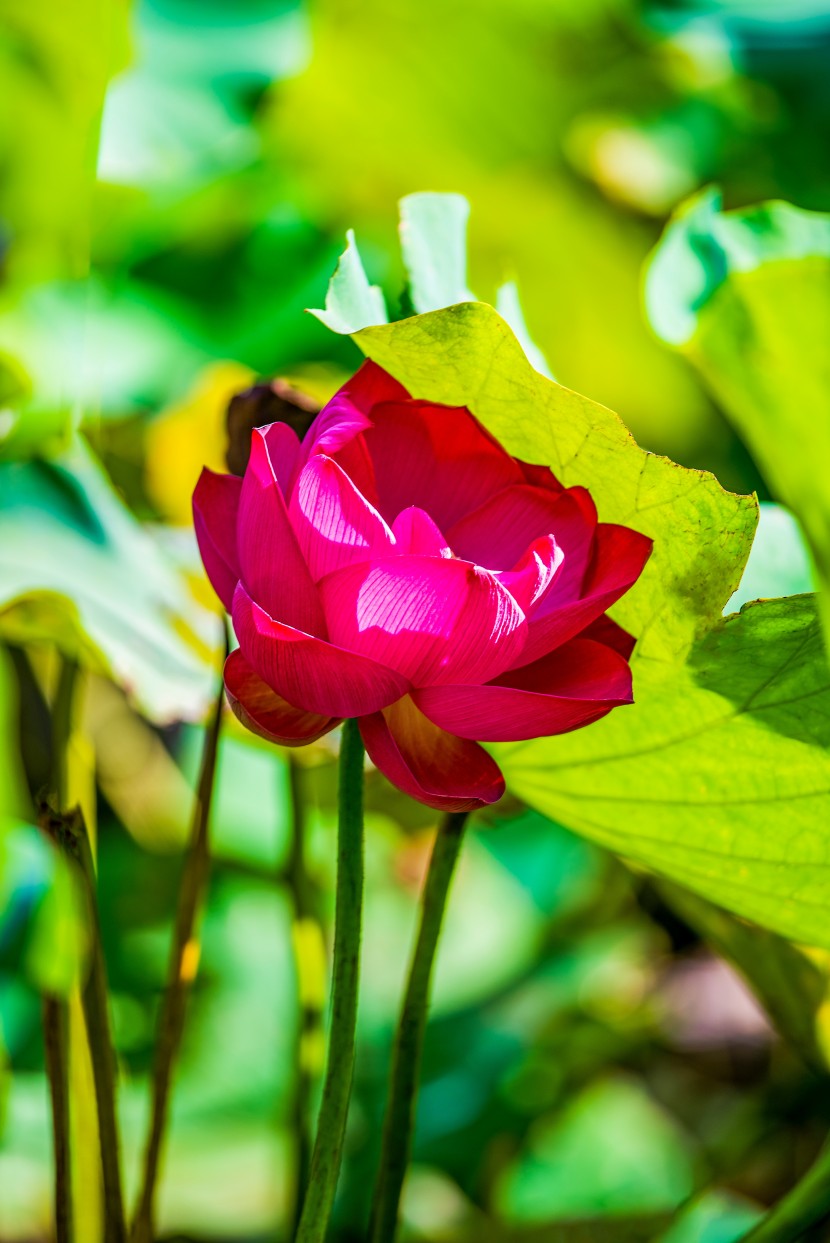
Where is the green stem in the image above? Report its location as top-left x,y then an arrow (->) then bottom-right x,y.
42,651 -> 79,1243
40,804 -> 128,1243
50,653 -> 79,812
131,648 -> 226,1243
286,754 -> 322,1238
74,815 -> 128,1243
369,811 -> 469,1243
738,1137 -> 830,1242
42,996 -> 72,1243
295,719 -> 365,1243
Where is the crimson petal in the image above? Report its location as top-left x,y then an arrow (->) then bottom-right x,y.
237,428 -> 326,636
358,400 -> 523,529
360,695 -> 505,812
338,359 -> 410,411
414,637 -> 633,742
517,522 -> 652,666
517,458 -> 564,493
580,614 -> 637,661
224,649 -> 340,746
232,583 -> 408,718
192,469 -> 242,612
447,484 -> 597,577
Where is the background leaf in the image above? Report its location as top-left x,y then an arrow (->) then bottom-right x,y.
656,882 -> 830,1072
656,1192 -> 762,1243
494,1075 -> 695,1219
399,192 -> 475,313
646,189 -> 830,644
0,437 -> 217,722
0,823 -> 88,998
726,503 -> 815,614
0,0 -> 130,280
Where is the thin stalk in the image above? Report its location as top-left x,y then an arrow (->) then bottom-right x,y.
286,754 -> 323,1238
738,1137 -> 830,1242
40,804 -> 128,1243
41,651 -> 79,1243
131,651 -> 226,1243
42,996 -> 72,1243
50,653 -> 79,813
74,814 -> 128,1243
369,811 -> 469,1243
295,719 -> 365,1243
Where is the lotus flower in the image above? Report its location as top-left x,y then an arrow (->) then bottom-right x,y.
193,363 -> 652,811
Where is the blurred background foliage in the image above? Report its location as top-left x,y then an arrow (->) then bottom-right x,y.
3,0 -> 830,1240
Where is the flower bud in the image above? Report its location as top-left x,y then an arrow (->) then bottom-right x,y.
225,380 -> 321,477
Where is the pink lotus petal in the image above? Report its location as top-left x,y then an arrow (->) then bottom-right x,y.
261,421 -> 302,495
192,469 -> 242,612
289,455 -> 395,581
360,695 -> 505,812
355,400 -> 523,530
303,392 -> 373,460
224,648 -> 340,746
319,555 -> 527,688
415,638 -> 633,742
303,361 -> 408,462
496,535 -> 564,611
391,507 -> 451,557
516,521 -> 652,666
232,583 -> 408,718
238,429 -> 326,636
448,484 -> 597,576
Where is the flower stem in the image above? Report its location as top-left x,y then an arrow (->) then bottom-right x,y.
295,719 -> 365,1243
737,1137 -> 830,1242
286,754 -> 323,1238
369,810 -> 469,1243
42,995 -> 72,1243
131,649 -> 226,1243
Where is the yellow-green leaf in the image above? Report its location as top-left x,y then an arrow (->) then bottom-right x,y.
500,596 -> 830,949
